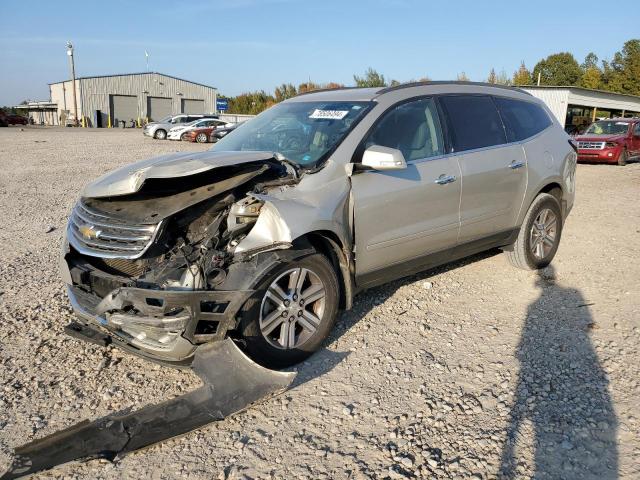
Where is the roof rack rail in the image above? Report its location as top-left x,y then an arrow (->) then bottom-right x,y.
376,80 -> 531,96
293,86 -> 364,97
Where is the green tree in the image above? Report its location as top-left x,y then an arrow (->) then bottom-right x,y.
603,39 -> 640,95
297,81 -> 322,94
353,68 -> 387,87
274,83 -> 297,102
228,91 -> 274,115
457,72 -> 469,81
579,53 -> 602,90
582,52 -> 599,70
532,52 -> 582,86
513,61 -> 533,85
496,69 -> 511,85
487,68 -> 497,84
580,68 -> 602,90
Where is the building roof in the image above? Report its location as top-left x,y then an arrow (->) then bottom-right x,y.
49,72 -> 216,90
14,101 -> 58,110
522,85 -> 640,101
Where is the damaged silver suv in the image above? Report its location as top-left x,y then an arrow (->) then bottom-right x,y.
61,82 -> 576,368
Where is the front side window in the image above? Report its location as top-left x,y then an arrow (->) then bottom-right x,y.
495,97 -> 552,142
633,123 -> 640,135
585,120 -> 630,135
440,95 -> 506,151
365,97 -> 444,161
212,101 -> 372,168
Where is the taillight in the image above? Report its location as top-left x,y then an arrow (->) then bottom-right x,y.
605,142 -> 619,148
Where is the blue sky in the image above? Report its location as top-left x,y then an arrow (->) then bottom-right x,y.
1,0 -> 638,105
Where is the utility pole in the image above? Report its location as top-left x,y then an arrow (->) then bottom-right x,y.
66,41 -> 79,126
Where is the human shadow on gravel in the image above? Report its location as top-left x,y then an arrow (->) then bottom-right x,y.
499,266 -> 618,479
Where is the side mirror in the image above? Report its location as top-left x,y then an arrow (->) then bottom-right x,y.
361,145 -> 407,171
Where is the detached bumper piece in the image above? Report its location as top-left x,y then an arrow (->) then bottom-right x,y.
1,339 -> 296,480
67,285 -> 253,364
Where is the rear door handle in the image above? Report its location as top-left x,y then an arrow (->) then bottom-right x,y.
434,174 -> 456,185
509,160 -> 525,169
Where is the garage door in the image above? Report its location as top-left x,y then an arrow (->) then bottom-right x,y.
110,95 -> 138,125
147,97 -> 172,122
182,99 -> 205,114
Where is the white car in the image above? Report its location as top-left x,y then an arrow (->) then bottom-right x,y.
167,118 -> 231,141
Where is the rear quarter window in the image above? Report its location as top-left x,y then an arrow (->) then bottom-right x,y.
440,95 -> 507,152
494,97 -> 552,142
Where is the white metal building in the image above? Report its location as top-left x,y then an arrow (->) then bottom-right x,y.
48,72 -> 218,127
522,86 -> 640,131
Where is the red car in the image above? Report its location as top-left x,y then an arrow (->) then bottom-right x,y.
575,118 -> 640,165
183,120 -> 231,143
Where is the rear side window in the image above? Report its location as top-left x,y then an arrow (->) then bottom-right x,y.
440,95 -> 506,151
495,97 -> 552,142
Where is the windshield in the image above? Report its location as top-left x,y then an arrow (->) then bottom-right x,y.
158,115 -> 173,123
211,101 -> 373,168
585,120 -> 630,135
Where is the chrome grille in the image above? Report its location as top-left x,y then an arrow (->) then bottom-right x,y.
577,141 -> 605,150
68,201 -> 162,259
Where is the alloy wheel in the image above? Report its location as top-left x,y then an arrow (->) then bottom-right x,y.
259,267 -> 326,349
529,208 -> 557,259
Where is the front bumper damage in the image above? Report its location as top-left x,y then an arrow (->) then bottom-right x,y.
1,339 -> 296,479
66,284 -> 253,365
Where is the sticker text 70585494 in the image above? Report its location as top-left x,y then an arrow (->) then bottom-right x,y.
309,109 -> 349,120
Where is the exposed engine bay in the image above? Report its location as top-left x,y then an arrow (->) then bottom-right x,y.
62,155 -> 304,364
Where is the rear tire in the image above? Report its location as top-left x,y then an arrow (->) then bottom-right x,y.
154,129 -> 166,140
506,193 -> 563,270
238,253 -> 339,369
196,132 -> 208,143
618,149 -> 628,166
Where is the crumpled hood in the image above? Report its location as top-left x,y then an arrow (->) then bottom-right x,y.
83,150 -> 277,198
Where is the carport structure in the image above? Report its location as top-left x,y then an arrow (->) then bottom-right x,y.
14,102 -> 59,125
522,86 -> 640,134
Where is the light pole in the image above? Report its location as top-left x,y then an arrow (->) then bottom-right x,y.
66,42 -> 79,126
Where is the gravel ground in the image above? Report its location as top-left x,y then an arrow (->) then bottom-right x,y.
0,126 -> 638,479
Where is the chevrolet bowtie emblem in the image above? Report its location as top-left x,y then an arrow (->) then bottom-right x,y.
79,225 -> 100,240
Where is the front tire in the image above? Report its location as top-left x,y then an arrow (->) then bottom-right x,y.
196,132 -> 208,143
506,193 -> 563,270
154,129 -> 167,140
618,149 -> 628,166
238,253 -> 339,368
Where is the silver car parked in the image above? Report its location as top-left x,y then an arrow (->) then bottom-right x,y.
143,113 -> 218,140
62,82 -> 576,368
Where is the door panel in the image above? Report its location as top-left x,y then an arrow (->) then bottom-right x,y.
457,144 -> 527,243
352,157 -> 461,277
632,123 -> 640,156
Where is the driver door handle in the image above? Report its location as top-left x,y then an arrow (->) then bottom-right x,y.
509,160 -> 525,169
435,174 -> 456,185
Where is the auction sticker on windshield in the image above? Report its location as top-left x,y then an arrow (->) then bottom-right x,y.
309,109 -> 349,120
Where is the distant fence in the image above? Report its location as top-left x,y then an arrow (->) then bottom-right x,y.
218,113 -> 256,123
